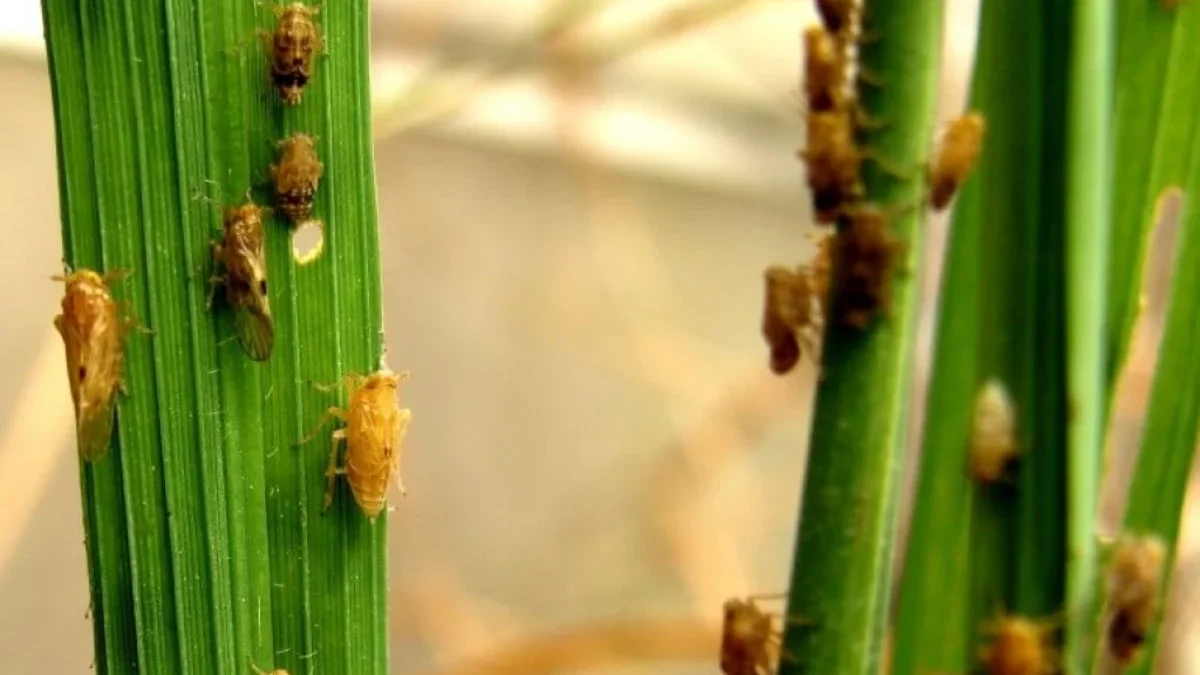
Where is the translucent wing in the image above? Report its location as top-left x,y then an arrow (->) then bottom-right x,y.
234,306 -> 275,361
77,397 -> 118,462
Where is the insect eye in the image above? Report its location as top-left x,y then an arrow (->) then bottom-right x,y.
78,366 -> 87,381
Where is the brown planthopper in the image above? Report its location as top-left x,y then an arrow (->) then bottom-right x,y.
271,132 -> 323,226
720,593 -> 809,675
1104,534 -> 1167,666
251,666 -> 288,675
970,379 -> 1019,484
803,26 -> 848,112
814,0 -> 857,36
800,110 -> 864,223
300,368 -> 413,520
54,266 -> 141,461
828,204 -> 903,329
761,264 -> 824,375
978,613 -> 1058,675
264,2 -> 323,105
209,200 -> 275,361
929,112 -> 986,211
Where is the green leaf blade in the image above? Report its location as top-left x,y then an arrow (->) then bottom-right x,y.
41,0 -> 388,672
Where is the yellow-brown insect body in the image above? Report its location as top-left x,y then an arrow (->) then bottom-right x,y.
970,379 -> 1019,483
211,203 -> 274,361
930,112 -> 986,210
1105,535 -> 1167,665
54,269 -> 128,461
803,26 -> 847,112
830,205 -> 899,328
271,133 -> 323,225
802,111 -> 864,223
815,0 -> 857,35
720,598 -> 777,675
269,3 -> 322,105
979,616 -> 1056,675
322,369 -> 412,520
762,265 -> 822,375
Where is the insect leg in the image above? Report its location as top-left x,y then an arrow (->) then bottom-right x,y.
390,409 -> 413,496
296,406 -> 347,447
206,274 -> 225,310
102,268 -> 135,284
864,150 -> 920,181
323,428 -> 347,512
856,65 -> 886,88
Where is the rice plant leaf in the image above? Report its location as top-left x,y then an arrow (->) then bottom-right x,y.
40,1 -> 389,673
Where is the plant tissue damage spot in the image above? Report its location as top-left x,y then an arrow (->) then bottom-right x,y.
291,219 -> 324,263
264,2 -> 323,105
209,200 -> 275,361
53,266 -> 140,462
299,368 -> 413,521
1104,534 -> 1167,666
271,132 -> 323,226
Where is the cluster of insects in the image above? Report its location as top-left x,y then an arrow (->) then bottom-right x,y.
54,3 -> 411,523
760,1 -> 987,372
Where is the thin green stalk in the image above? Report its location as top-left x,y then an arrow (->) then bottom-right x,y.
779,1 -> 944,673
1064,0 -> 1113,670
41,1 -> 388,674
892,0 -> 1074,671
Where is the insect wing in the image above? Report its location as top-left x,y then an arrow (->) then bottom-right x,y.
234,305 -> 275,361
56,292 -> 123,461
77,396 -> 118,462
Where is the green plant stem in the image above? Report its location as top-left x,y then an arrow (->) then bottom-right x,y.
41,1 -> 387,673
1064,0 -> 1113,671
778,2 -> 944,673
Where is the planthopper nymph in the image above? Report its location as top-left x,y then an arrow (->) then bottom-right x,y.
54,267 -> 139,461
300,368 -> 413,520
271,132 -> 323,226
719,593 -> 808,675
265,2 -> 323,105
1104,534 -> 1167,666
970,378 -> 1019,484
209,200 -> 274,361
978,613 -> 1058,675
929,112 -> 986,211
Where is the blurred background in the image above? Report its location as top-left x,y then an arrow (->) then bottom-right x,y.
0,1 -> 1197,673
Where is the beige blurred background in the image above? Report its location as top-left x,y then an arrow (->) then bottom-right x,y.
0,1 -> 1197,673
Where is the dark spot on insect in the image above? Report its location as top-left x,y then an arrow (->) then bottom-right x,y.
259,279 -> 268,296
78,366 -> 88,381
